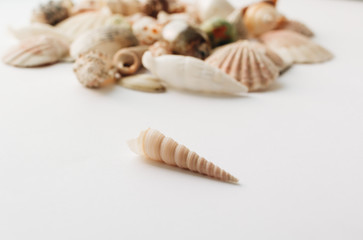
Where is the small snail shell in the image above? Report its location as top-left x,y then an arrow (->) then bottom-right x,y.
113,45 -> 148,75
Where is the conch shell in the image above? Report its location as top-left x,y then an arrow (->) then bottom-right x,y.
243,1 -> 284,37
2,36 -> 69,68
70,25 -> 138,59
106,0 -> 141,16
275,19 -> 314,38
197,0 -> 234,22
128,128 -> 239,183
259,30 -> 333,64
142,51 -> 247,95
113,45 -> 148,75
205,40 -> 279,92
31,0 -> 73,25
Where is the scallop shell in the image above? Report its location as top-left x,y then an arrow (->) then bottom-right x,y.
243,2 -> 284,37
55,11 -> 112,41
106,0 -> 141,16
205,40 -> 279,92
197,0 -> 234,22
226,9 -> 248,40
132,16 -> 163,46
70,25 -> 138,59
275,19 -> 314,38
142,51 -> 247,95
259,30 -> 333,64
119,74 -> 166,93
252,41 -> 290,72
128,128 -> 239,183
113,45 -> 148,75
31,0 -> 73,26
73,51 -> 119,88
2,36 -> 69,68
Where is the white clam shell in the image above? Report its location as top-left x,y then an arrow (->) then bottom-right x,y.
129,128 -> 239,183
70,25 -> 138,59
2,36 -> 69,67
120,74 -> 166,93
142,51 -> 247,95
197,0 -> 234,22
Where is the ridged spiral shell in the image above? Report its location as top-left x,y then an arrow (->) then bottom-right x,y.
129,128 -> 239,183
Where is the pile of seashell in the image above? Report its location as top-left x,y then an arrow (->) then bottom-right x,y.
3,0 -> 333,94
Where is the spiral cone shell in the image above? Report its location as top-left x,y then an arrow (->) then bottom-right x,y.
205,40 -> 279,92
259,30 -> 333,64
129,128 -> 239,183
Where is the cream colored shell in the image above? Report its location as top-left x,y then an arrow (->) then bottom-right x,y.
142,51 -> 247,95
128,128 -> 239,183
205,40 -> 279,92
132,16 -> 162,46
226,9 -> 248,40
113,45 -> 148,75
259,30 -> 333,64
197,0 -> 234,22
106,0 -> 141,16
119,74 -> 166,93
276,19 -> 314,38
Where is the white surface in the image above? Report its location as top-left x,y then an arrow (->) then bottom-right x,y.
0,1 -> 363,239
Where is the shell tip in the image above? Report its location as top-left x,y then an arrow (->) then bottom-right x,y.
127,138 -> 139,155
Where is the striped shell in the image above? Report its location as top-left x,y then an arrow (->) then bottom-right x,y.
2,36 -> 69,68
205,40 -> 279,92
259,30 -> 333,64
128,128 -> 238,183
275,19 -> 314,38
142,51 -> 247,95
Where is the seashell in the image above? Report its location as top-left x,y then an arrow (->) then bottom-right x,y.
55,11 -> 112,41
162,20 -> 211,59
226,9 -> 248,40
149,41 -> 172,57
157,11 -> 199,26
105,14 -> 130,28
205,40 -> 279,92
197,0 -> 234,22
259,30 -> 333,64
71,0 -> 105,15
201,17 -> 236,48
119,74 -> 166,93
141,0 -> 185,18
275,19 -> 314,38
128,128 -> 239,183
2,36 -> 69,68
113,45 -> 148,75
106,0 -> 141,16
243,1 -> 284,37
8,23 -> 71,44
142,51 -> 248,95
73,50 -> 120,88
70,25 -> 138,59
31,0 -> 73,26
132,16 -> 163,46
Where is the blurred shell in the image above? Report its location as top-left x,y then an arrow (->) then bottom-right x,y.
31,0 -> 73,26
243,2 -> 284,37
2,36 -> 69,68
113,45 -> 148,75
149,40 -> 173,57
162,20 -> 211,59
105,14 -> 130,27
55,11 -> 112,41
70,25 -> 138,59
142,51 -> 247,95
197,0 -> 234,22
142,0 -> 185,18
132,16 -> 163,45
276,19 -> 314,38
205,40 -> 279,92
226,9 -> 248,40
128,128 -> 239,183
106,0 -> 141,16
157,11 -> 198,26
259,30 -> 333,64
73,51 -> 119,88
71,0 -> 105,15
201,18 -> 236,48
119,74 -> 166,92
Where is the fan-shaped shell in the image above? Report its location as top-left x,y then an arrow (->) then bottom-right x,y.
142,51 -> 247,95
2,36 -> 69,68
73,51 -> 119,88
275,19 -> 314,38
251,41 -> 290,72
113,45 -> 148,75
197,0 -> 234,22
106,0 -> 141,16
70,25 -> 138,59
128,128 -> 239,183
243,2 -> 284,37
205,40 -> 279,92
55,11 -> 112,41
31,0 -> 72,26
259,30 -> 333,64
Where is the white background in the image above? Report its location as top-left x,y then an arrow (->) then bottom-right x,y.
0,0 -> 362,239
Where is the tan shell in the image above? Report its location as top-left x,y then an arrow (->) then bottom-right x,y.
119,74 -> 166,93
132,16 -> 163,45
113,45 -> 148,75
141,0 -> 185,18
276,19 -> 314,38
73,51 -> 119,88
128,128 -> 239,183
243,2 -> 284,37
205,40 -> 279,92
55,11 -> 112,41
106,0 -> 140,16
259,30 -> 333,64
149,41 -> 173,57
31,0 -> 73,26
70,25 -> 138,59
226,9 -> 248,40
2,36 -> 69,68
252,41 -> 290,72
157,11 -> 199,26
71,0 -> 106,15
